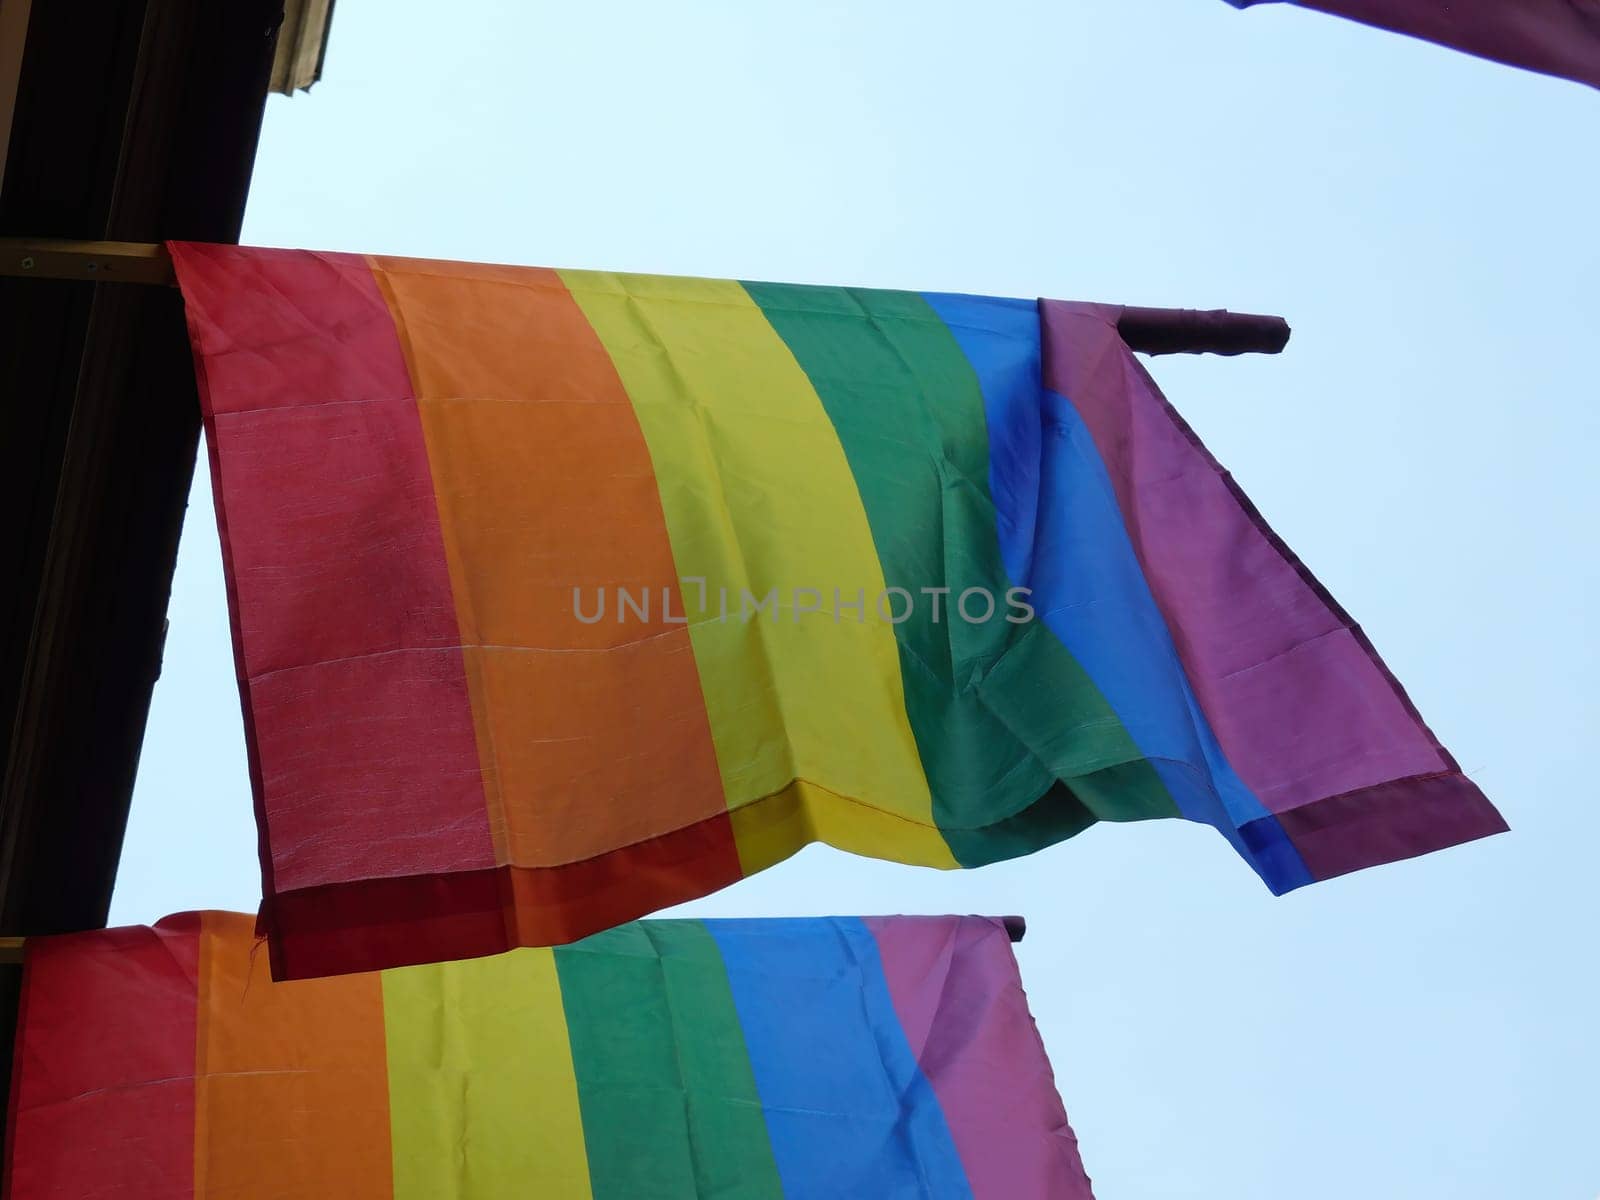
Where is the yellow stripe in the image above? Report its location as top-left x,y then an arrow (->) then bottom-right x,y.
382,949 -> 592,1199
559,272 -> 952,870
727,780 -> 959,873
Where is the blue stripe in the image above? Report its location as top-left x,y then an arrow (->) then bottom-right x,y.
704,917 -> 974,1200
921,292 -> 1311,892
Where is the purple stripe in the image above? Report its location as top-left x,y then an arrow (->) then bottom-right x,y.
863,916 -> 1096,1200
1264,773 -> 1506,882
1231,0 -> 1600,90
1038,302 -> 1505,875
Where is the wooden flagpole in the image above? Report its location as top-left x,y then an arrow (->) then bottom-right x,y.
0,238 -> 176,285
0,238 -> 1291,356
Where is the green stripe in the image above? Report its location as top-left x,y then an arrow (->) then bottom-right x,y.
553,921 -> 784,1200
743,283 -> 1176,864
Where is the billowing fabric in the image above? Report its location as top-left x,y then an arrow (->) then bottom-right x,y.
1225,0 -> 1600,88
3,912 -> 1092,1200
170,243 -> 1505,979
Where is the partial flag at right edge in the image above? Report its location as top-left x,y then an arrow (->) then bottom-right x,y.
1225,0 -> 1600,89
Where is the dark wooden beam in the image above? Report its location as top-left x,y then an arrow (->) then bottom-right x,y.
0,0 -> 284,1110
0,0 -> 281,934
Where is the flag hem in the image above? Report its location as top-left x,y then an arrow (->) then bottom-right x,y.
262,766 -> 1499,977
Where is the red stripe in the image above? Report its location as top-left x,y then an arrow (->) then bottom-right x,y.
5,916 -> 201,1199
169,244 -> 495,913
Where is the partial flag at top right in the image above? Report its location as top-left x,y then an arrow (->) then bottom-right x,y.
1225,0 -> 1600,89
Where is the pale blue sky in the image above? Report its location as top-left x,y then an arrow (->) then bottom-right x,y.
110,2 -> 1598,1196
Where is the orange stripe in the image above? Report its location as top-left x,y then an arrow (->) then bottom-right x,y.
366,257 -> 730,885
193,912 -> 392,1196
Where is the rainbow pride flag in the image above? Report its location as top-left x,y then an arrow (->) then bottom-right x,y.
171,244 -> 1505,980
1223,0 -> 1600,88
4,912 -> 1091,1199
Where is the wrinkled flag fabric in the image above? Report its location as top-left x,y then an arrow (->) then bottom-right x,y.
170,243 -> 1505,979
1224,0 -> 1600,88
3,912 -> 1092,1200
